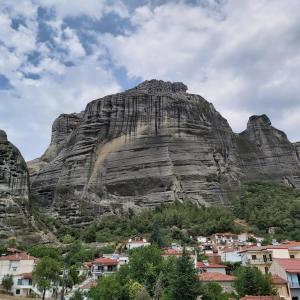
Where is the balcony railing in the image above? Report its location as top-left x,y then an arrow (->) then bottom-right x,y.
248,258 -> 272,265
289,281 -> 300,288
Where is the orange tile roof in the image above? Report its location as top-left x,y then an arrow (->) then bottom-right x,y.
197,262 -> 226,269
199,272 -> 235,282
93,257 -> 118,265
274,258 -> 300,273
272,275 -> 287,285
0,252 -> 37,261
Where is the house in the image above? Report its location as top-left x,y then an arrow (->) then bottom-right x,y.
272,274 -> 290,300
206,253 -> 222,264
197,236 -> 208,243
161,248 -> 183,258
90,258 -> 118,279
12,273 -> 33,297
239,245 -> 290,274
199,272 -> 236,293
196,261 -> 227,274
0,252 -> 37,283
210,233 -> 238,245
221,248 -> 242,263
103,253 -> 129,268
269,258 -> 300,300
126,237 -> 151,250
161,248 -> 197,268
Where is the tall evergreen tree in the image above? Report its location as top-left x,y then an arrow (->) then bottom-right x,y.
234,266 -> 276,297
166,248 -> 200,300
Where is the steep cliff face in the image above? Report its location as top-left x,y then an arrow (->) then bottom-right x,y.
29,80 -> 300,226
236,115 -> 300,187
0,130 -> 41,242
30,80 -> 241,226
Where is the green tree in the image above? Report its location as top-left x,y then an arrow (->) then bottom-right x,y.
127,280 -> 144,299
89,275 -> 123,300
28,245 -> 61,260
128,246 -> 162,294
70,289 -> 84,300
1,274 -> 13,292
32,257 -> 61,300
150,221 -> 164,247
134,287 -> 152,300
234,266 -> 276,297
165,249 -> 200,300
201,282 -> 231,300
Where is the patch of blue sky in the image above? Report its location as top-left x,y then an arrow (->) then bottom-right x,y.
0,74 -> 13,90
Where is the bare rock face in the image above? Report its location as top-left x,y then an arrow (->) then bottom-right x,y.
0,130 -> 41,242
29,80 -> 300,226
236,115 -> 300,187
30,80 -> 241,226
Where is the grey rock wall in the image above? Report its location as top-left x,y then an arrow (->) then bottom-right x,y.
28,80 -> 300,226
0,130 -> 42,242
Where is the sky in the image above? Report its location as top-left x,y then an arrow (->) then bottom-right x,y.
1,0 -> 300,161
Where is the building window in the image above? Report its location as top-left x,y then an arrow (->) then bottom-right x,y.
16,289 -> 20,295
17,279 -> 22,285
251,255 -> 257,260
269,254 -> 272,261
290,255 -> 295,259
264,267 -> 269,273
292,297 -> 298,300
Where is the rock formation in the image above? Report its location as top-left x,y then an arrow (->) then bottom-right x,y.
28,80 -> 300,226
0,129 -> 43,242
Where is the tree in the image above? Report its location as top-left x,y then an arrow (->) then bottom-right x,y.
1,274 -> 13,292
32,257 -> 61,300
128,246 -> 162,294
165,249 -> 200,300
70,289 -> 84,300
201,282 -> 231,300
89,275 -> 123,300
127,280 -> 144,299
134,287 -> 152,300
150,221 -> 164,247
234,266 -> 276,297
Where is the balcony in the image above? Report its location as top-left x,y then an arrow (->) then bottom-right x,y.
248,258 -> 272,265
289,281 -> 300,288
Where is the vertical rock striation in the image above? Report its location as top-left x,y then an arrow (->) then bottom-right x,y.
0,130 -> 41,242
236,115 -> 300,187
28,80 -> 300,226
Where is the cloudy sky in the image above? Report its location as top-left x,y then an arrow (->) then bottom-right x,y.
1,0 -> 300,161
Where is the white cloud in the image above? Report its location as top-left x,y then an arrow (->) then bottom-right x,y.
103,0 -> 300,139
37,0 -> 128,19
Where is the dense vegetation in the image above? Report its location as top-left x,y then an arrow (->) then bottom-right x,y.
88,246 -> 219,300
80,201 -> 237,245
234,181 -> 300,239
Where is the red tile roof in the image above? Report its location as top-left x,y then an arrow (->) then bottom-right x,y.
162,249 -> 182,256
93,257 -> 118,265
0,252 -> 37,261
199,272 -> 235,282
240,296 -> 283,300
272,275 -> 287,285
274,258 -> 300,273
197,262 -> 226,269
